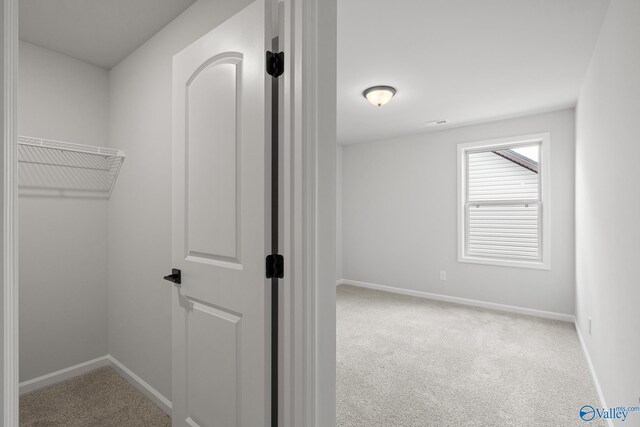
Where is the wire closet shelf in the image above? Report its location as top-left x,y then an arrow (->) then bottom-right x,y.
18,136 -> 126,198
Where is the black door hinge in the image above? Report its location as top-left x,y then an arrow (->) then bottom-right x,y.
266,254 -> 284,279
266,51 -> 284,78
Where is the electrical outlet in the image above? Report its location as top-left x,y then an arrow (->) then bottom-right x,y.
588,317 -> 592,335
439,271 -> 447,281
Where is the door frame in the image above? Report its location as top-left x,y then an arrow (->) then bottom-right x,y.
278,0 -> 336,425
2,0 -> 19,425
0,0 -> 337,425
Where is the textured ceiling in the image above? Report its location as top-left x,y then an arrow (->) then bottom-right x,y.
20,0 -> 197,69
338,0 -> 610,143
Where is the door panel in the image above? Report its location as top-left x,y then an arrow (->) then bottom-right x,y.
172,2 -> 269,426
185,299 -> 241,427
186,57 -> 241,263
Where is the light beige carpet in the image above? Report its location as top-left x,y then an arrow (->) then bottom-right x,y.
20,366 -> 171,426
337,284 -> 605,427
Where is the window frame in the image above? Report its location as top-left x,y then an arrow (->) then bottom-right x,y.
457,132 -> 551,270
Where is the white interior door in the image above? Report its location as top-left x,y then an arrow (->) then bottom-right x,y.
171,2 -> 270,426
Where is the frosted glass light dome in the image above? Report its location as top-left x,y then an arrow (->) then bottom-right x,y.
363,86 -> 396,107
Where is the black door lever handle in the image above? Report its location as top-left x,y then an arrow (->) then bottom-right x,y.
163,269 -> 181,284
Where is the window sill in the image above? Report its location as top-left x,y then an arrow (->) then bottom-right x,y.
458,255 -> 550,271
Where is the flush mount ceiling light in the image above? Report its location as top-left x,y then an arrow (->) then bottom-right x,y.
363,85 -> 396,107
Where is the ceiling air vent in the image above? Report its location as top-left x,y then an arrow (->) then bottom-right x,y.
425,119 -> 449,127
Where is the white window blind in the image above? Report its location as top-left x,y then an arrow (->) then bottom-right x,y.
464,144 -> 543,264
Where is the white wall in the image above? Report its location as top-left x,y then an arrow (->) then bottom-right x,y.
341,109 -> 576,315
575,0 -> 640,417
18,41 -> 110,381
336,145 -> 343,279
108,0 -> 253,400
1,1 -> 6,417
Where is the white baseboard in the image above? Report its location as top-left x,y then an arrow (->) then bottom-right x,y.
19,355 -> 172,416
107,355 -> 172,415
337,279 -> 575,322
574,322 -> 613,427
19,356 -> 111,395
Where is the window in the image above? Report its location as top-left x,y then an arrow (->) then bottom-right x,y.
457,133 -> 550,269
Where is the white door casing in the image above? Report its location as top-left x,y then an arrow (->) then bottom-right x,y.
171,2 -> 270,426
